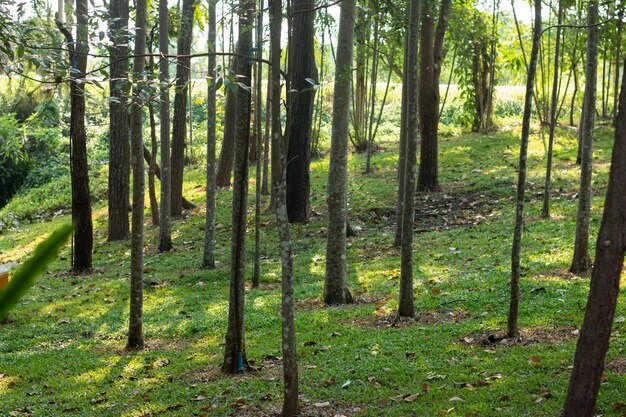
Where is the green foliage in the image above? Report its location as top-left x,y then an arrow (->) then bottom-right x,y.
0,224 -> 72,322
0,113 -> 29,206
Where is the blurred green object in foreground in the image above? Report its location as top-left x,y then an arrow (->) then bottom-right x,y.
0,224 -> 72,322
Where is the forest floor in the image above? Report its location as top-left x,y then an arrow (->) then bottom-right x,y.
1,123 -> 625,416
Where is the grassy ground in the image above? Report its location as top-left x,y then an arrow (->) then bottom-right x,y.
0,123 -> 625,417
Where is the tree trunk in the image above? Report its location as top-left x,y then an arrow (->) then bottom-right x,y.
65,0 -> 93,272
107,0 -> 130,241
269,0 -> 298,412
394,34 -> 410,248
222,0 -> 253,373
261,69 -> 271,196
417,0 -> 451,192
541,0 -> 563,219
203,0 -> 217,270
158,0 -> 172,252
148,96 -> 160,227
508,0 -> 541,339
127,0 -> 147,350
613,9 -> 622,126
324,0 -> 356,305
285,0 -> 317,223
353,5 -> 367,151
170,0 -> 195,217
216,57 -> 238,188
562,54 -> 626,417
570,0 -> 598,274
252,0 -> 263,287
398,0 -> 420,319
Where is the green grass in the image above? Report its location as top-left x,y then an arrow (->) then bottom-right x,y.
0,123 -> 625,417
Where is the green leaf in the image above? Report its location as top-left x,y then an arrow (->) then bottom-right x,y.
0,224 -> 72,322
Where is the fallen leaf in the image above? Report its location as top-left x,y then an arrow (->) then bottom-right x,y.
260,393 -> 273,401
192,395 -> 206,401
304,340 -> 317,347
323,378 -> 335,387
614,402 -> 626,410
528,356 -> 541,364
404,393 -> 420,402
367,376 -> 382,388
230,398 -> 245,409
427,374 -> 446,380
422,383 -> 430,393
449,397 -> 464,402
57,318 -> 70,324
341,380 -> 351,389
314,401 -> 331,408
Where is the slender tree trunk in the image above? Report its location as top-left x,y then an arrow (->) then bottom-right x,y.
398,0 -> 420,318
285,0 -> 317,223
252,0 -> 263,287
353,5 -> 367,151
63,0 -> 93,272
394,34 -> 410,248
261,69 -> 271,196
542,0 -> 563,219
324,0 -> 356,305
269,0 -> 298,412
417,0 -> 451,192
170,0 -> 195,217
158,0 -> 172,252
203,0 -> 217,270
613,9 -> 623,126
222,0 -> 253,373
562,54 -> 626,417
216,57 -> 238,187
508,0 -> 541,339
107,0 -> 130,241
570,0 -> 599,274
148,95 -> 160,227
127,0 -> 147,350
365,14 -> 379,174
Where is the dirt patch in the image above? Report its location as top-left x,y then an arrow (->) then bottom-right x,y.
349,309 -> 470,329
459,326 -> 580,348
606,357 -> 626,375
413,190 -> 500,232
295,298 -> 326,311
535,267 -> 591,281
363,189 -> 500,233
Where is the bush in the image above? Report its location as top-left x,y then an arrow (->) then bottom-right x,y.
495,99 -> 523,118
0,113 -> 29,207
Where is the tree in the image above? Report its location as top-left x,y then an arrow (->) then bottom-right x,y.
170,0 -> 195,217
270,0 -> 298,411
127,0 -> 147,350
285,0 -> 317,223
324,0 -> 357,305
570,0 -> 599,274
222,0 -> 253,373
107,0 -> 130,241
57,0 -> 93,272
216,57 -> 238,188
398,0 -> 420,318
202,0 -> 217,270
158,0 -> 172,252
394,33 -> 410,248
417,0 -> 451,192
508,0 -> 541,338
562,53 -> 626,417
541,0 -> 563,219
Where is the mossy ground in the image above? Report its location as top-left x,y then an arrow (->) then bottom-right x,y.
0,122 -> 625,416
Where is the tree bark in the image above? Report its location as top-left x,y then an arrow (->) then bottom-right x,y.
252,0 -> 263,287
613,8 -> 623,126
570,0 -> 598,274
508,0 -> 541,339
541,0 -> 563,219
158,0 -> 172,252
222,0 -> 253,373
324,0 -> 356,305
417,0 -> 451,192
170,0 -> 195,217
65,0 -> 93,272
107,0 -> 130,241
148,96 -> 160,227
562,53 -> 626,417
398,0 -> 420,319
216,57 -> 238,188
127,0 -> 147,350
394,34 -> 410,248
203,0 -> 217,270
285,0 -> 317,223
